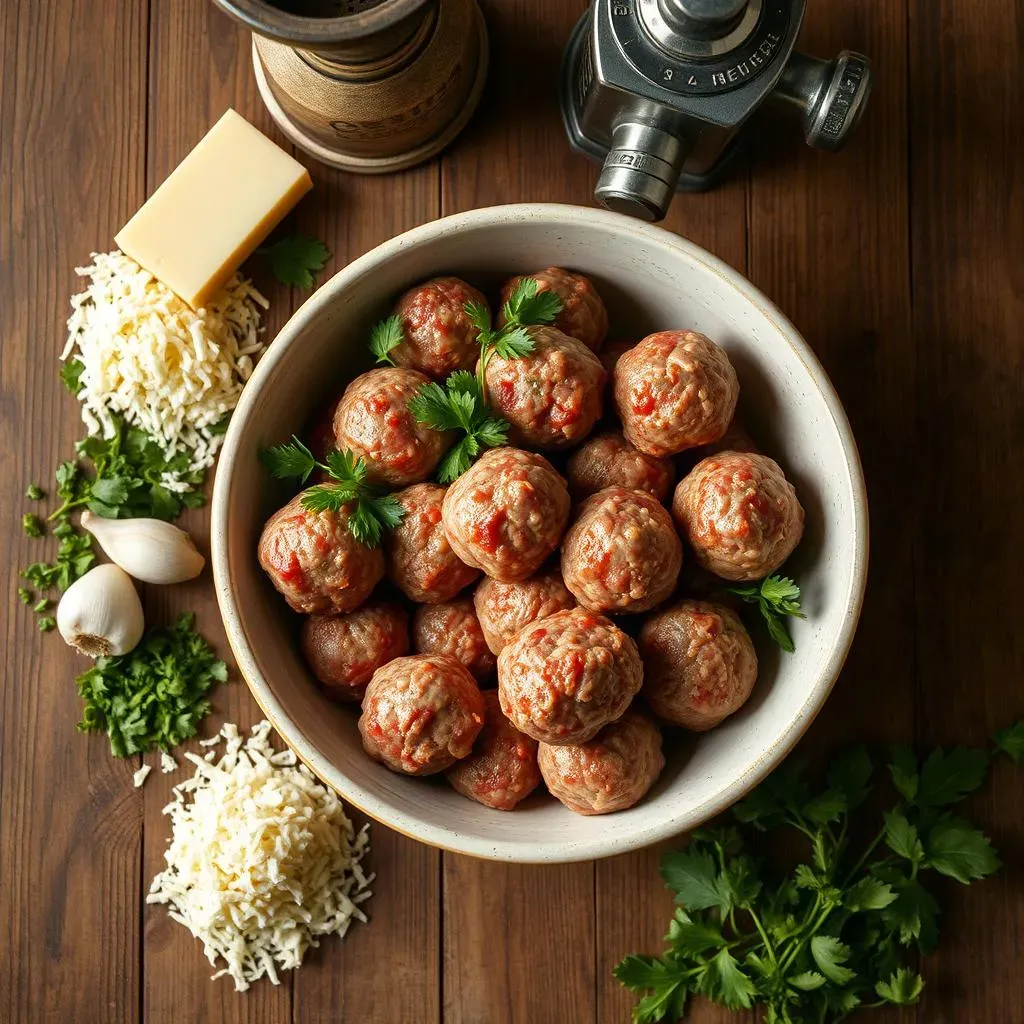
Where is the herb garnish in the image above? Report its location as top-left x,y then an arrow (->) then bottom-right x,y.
368,314 -> 405,366
60,357 -> 85,395
615,728 -> 1022,1023
17,587 -> 32,605
38,617 -> 56,633
22,513 -> 44,538
728,574 -> 805,652
408,371 -> 510,483
260,437 -> 405,548
257,234 -> 331,290
466,277 -> 563,395
75,612 -> 227,758
25,483 -> 45,501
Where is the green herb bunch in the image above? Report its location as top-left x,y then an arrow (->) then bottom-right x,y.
260,437 -> 405,547
616,723 -> 1024,1024
728,574 -> 806,653
76,612 -> 228,758
408,371 -> 510,483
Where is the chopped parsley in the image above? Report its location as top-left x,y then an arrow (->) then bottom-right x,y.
728,573 -> 805,652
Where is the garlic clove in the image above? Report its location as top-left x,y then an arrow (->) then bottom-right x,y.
57,563 -> 145,658
80,510 -> 205,585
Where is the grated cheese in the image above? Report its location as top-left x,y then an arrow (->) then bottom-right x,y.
159,751 -> 178,774
133,764 -> 152,788
61,251 -> 267,484
147,721 -> 372,991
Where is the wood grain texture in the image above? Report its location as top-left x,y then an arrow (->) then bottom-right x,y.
0,2 -> 148,1023
907,0 -> 1024,1020
2,0 -> 1023,1021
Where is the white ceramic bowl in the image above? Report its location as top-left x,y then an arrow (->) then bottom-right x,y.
212,203 -> 868,863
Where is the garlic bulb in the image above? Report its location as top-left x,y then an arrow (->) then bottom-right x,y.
80,510 -> 205,584
57,564 -> 145,658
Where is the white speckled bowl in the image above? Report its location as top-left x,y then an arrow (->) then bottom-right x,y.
212,204 -> 868,863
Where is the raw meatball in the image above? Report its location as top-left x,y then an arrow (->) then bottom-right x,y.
561,487 -> 682,614
539,709 -> 664,815
500,267 -> 608,352
484,326 -> 605,449
386,483 -> 480,603
614,330 -> 739,457
447,691 -> 541,810
334,367 -> 451,486
473,568 -> 576,655
497,608 -> 642,745
413,597 -> 496,682
391,276 -> 488,378
358,654 -> 485,776
258,491 -> 384,615
301,602 -> 409,703
565,430 -> 674,503
442,447 -> 570,582
673,451 -> 804,581
639,599 -> 758,730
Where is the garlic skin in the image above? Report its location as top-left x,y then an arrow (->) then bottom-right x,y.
57,564 -> 145,658
80,510 -> 205,584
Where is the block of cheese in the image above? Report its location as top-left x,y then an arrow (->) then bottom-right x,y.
115,109 -> 312,309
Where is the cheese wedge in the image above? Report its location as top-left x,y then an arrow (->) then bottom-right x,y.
116,109 -> 312,309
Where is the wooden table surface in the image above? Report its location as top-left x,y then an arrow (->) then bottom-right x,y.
2,0 -> 1022,1021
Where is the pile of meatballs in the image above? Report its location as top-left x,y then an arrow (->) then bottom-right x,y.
258,268 -> 805,816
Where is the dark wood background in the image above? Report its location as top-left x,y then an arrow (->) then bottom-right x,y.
2,0 -> 1021,1021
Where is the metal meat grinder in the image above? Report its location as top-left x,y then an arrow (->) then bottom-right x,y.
561,0 -> 872,221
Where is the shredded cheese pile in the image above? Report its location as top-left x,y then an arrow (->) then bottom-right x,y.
147,721 -> 372,991
61,251 -> 267,481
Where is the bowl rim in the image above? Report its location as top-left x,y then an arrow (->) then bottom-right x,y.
212,202 -> 869,864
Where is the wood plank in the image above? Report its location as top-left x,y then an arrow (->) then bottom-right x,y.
0,1 -> 148,1022
139,6 -> 295,1021
746,2 -> 916,1023
290,164 -> 444,1024
907,0 -> 1024,1020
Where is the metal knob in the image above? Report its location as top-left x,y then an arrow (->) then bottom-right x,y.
663,0 -> 747,35
594,122 -> 689,222
773,50 -> 872,151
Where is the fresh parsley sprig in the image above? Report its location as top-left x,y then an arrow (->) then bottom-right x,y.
728,573 -> 805,653
256,234 -> 331,290
407,370 -> 510,483
467,277 -> 563,396
260,437 -> 404,548
369,314 -> 405,366
616,727 -> 1023,1024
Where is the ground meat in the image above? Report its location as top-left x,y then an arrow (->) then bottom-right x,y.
565,430 -> 674,503
301,602 -> 409,703
561,487 -> 682,614
497,608 -> 642,745
391,276 -> 488,378
614,331 -> 739,457
358,654 -> 485,776
413,597 -> 497,683
333,367 -> 452,486
500,267 -> 608,352
258,491 -> 384,615
673,451 -> 804,581
446,691 -> 541,810
639,599 -> 758,730
441,447 -> 570,582
538,709 -> 664,815
473,567 -> 576,655
385,483 -> 480,603
484,326 -> 606,450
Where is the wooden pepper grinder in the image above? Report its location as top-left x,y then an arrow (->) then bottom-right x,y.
213,0 -> 488,173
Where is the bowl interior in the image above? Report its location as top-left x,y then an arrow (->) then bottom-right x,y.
213,205 -> 866,862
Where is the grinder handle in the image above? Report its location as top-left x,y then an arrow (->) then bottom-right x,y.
772,50 -> 872,152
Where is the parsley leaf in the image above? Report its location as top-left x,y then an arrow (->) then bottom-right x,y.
59,357 -> 85,394
915,747 -> 990,806
503,277 -> 563,327
875,967 -> 924,1005
922,814 -> 1000,884
884,810 -> 925,864
38,616 -> 56,632
888,744 -> 919,801
259,437 -> 405,548
75,612 -> 227,757
994,720 -> 1024,763
368,314 -> 405,365
22,513 -> 44,538
809,936 -> 855,986
256,234 -> 331,290
660,849 -> 732,914
844,876 -> 897,912
727,573 -> 805,653
25,483 -> 45,501
408,372 -> 510,483
17,587 -> 33,605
